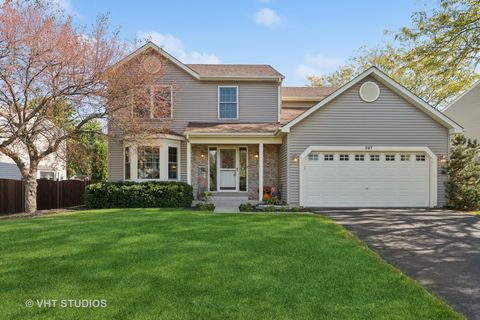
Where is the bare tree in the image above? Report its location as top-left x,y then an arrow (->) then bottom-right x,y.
0,1 -> 166,212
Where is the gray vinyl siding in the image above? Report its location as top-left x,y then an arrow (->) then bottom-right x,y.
108,125 -> 124,182
287,76 -> 450,206
279,135 -> 288,201
0,162 -> 22,180
108,57 -> 279,182
150,61 -> 279,133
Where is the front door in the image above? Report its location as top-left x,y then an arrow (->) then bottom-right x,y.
219,148 -> 237,190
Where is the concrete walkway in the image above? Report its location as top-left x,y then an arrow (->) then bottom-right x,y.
318,209 -> 480,319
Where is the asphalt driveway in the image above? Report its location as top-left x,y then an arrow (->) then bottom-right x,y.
318,209 -> 480,319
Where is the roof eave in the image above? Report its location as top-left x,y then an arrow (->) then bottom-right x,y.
281,67 -> 463,134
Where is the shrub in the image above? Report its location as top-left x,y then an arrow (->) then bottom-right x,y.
85,181 -> 193,209
239,202 -> 255,212
446,135 -> 480,211
262,197 -> 283,205
196,202 -> 215,211
262,205 -> 275,212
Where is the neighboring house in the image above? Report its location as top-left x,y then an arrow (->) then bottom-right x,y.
0,153 -> 66,181
108,42 -> 462,208
0,139 -> 67,181
443,80 -> 480,143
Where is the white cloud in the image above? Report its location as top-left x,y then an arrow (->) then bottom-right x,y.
254,8 -> 282,28
137,31 -> 221,64
294,54 -> 344,80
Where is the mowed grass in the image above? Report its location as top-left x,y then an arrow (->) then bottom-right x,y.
0,209 -> 462,320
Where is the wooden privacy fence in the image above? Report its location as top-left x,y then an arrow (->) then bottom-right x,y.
0,179 -> 89,215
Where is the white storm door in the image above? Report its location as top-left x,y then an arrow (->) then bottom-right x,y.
219,148 -> 237,191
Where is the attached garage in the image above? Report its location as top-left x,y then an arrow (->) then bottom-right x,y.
280,68 -> 463,208
300,147 -> 437,208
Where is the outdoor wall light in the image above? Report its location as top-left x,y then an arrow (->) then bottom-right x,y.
254,154 -> 259,158
292,155 -> 299,162
200,154 -> 205,158
438,154 -> 447,163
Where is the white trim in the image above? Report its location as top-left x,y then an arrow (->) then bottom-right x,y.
281,67 -> 463,134
443,80 -> 480,112
123,140 -> 182,182
112,42 -> 283,82
218,86 -> 239,120
113,42 -> 201,80
187,132 -> 277,137
187,141 -> 192,185
206,146 -> 248,193
259,143 -> 264,201
298,146 -> 438,208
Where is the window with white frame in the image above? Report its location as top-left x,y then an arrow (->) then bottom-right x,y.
39,171 -> 55,180
416,154 -> 426,161
339,154 -> 349,161
137,146 -> 160,179
355,154 -> 365,161
401,154 -> 411,161
131,86 -> 172,119
125,147 -> 131,180
386,154 -> 396,161
308,153 -> 319,161
168,147 -> 178,180
324,154 -> 334,161
370,154 -> 380,161
218,86 -> 238,119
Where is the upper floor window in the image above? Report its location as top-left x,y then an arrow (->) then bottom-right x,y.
132,85 -> 172,119
218,86 -> 238,119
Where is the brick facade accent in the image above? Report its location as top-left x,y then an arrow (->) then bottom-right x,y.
190,144 -> 279,201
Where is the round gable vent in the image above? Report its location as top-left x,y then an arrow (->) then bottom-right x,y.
359,81 -> 380,102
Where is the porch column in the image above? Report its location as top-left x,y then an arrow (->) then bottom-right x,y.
259,142 -> 264,201
187,141 -> 192,185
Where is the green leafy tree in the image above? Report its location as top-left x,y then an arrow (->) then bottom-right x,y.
67,120 -> 108,181
309,0 -> 479,107
446,134 -> 480,210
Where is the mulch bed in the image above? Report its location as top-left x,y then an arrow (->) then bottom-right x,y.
0,206 -> 86,220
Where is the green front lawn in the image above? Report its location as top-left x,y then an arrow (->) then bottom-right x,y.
0,209 -> 461,319
468,211 -> 480,216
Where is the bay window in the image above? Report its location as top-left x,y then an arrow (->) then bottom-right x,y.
124,140 -> 181,181
168,147 -> 178,180
137,146 -> 160,179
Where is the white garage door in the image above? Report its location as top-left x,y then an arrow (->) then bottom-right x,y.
302,152 -> 430,207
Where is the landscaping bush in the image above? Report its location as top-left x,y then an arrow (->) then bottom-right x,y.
239,202 -> 255,212
445,134 -> 480,211
196,202 -> 215,211
85,181 -> 193,209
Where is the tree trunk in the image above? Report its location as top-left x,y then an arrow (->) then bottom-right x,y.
24,173 -> 38,213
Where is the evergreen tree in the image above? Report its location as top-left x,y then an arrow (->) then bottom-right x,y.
446,134 -> 480,210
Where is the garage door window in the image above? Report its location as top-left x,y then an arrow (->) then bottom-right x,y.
355,154 -> 365,161
370,154 -> 380,161
416,154 -> 426,161
324,154 -> 334,161
339,154 -> 349,161
386,154 -> 396,161
401,154 -> 411,161
308,153 -> 319,161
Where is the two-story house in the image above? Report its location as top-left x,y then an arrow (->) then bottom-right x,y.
108,42 -> 462,208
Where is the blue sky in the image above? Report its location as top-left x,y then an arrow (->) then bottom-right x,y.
62,0 -> 435,85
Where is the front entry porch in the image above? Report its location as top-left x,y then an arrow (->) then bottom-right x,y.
187,143 -> 280,201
